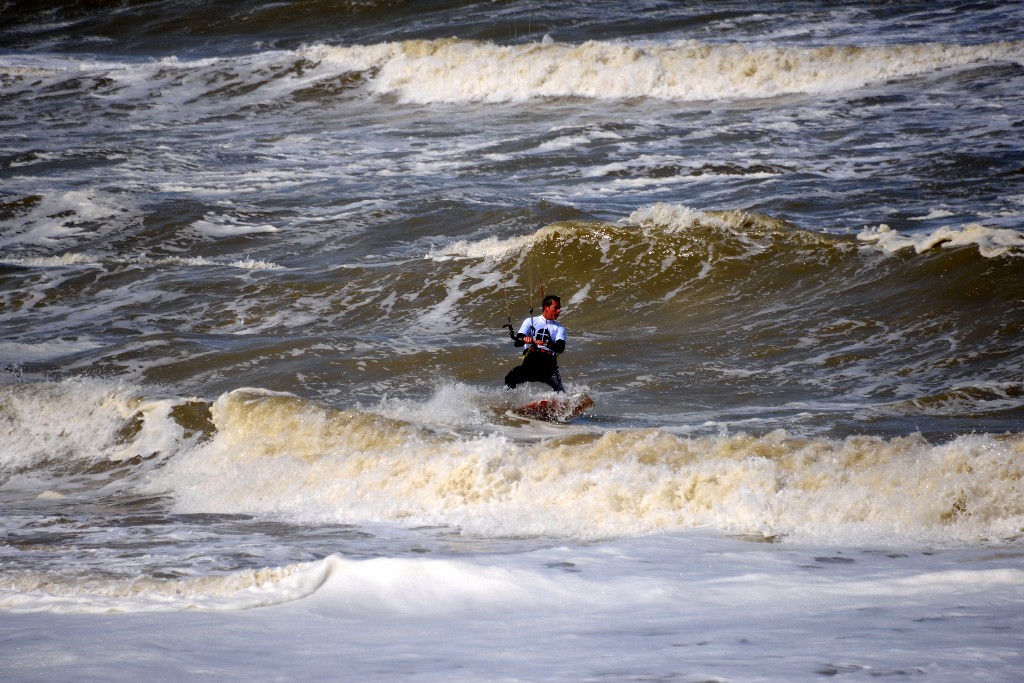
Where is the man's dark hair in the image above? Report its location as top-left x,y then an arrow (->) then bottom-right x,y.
542,294 -> 560,308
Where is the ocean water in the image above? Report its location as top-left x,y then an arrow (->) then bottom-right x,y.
2,1 -> 1024,680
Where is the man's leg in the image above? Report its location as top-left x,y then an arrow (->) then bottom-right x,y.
505,364 -> 528,389
545,367 -> 564,393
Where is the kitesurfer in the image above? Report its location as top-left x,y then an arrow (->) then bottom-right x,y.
504,294 -> 566,393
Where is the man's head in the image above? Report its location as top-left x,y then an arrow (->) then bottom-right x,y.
542,295 -> 561,321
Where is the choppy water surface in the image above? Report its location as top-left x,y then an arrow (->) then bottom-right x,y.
2,2 -> 1024,680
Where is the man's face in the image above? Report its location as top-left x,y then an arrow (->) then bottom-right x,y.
542,300 -> 561,321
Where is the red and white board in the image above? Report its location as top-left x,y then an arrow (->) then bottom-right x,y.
512,393 -> 594,423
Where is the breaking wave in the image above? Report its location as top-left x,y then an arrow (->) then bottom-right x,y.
3,382 -> 1022,548
310,38 -> 1024,103
3,39 -> 1022,111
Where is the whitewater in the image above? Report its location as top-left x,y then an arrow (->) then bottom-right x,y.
2,1 -> 1024,680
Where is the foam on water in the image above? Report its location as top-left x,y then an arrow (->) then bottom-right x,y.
859,223 -> 1024,258
308,38 -> 1024,103
0,253 -> 284,270
0,557 -> 329,614
2,535 -> 1022,681
430,202 -> 787,262
372,381 -> 497,428
3,3 -> 1023,679
11,37 -> 1014,112
0,553 -> 569,615
0,339 -> 103,364
18,380 -> 1005,546
0,379 -> 189,475
191,216 -> 280,238
626,202 -> 766,235
0,190 -> 139,250
2,2 -> 1024,679
53,385 -> 1009,548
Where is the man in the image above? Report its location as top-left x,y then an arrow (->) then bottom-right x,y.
504,294 -> 566,393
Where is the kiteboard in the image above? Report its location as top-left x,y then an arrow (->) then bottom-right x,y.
512,393 -> 593,423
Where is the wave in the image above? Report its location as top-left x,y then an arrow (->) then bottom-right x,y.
0,555 -> 330,614
140,388 -> 1024,547
0,551 -> 616,616
3,201 -> 1020,426
431,203 -> 1024,336
310,38 -> 1024,103
3,382 -> 1022,547
0,378 -> 207,477
886,382 -> 1024,417
6,545 -> 1024,616
3,39 -> 1021,111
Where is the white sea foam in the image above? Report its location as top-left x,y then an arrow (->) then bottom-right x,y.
192,216 -> 279,238
626,202 -> 736,233
0,253 -> 98,267
428,232 -> 543,261
2,4 -> 1023,680
312,556 -> 581,618
0,190 -> 139,249
134,254 -> 284,270
910,208 -> 957,221
2,531 -> 1022,683
858,223 -> 1024,257
429,203 -> 743,262
310,38 -> 1024,103
123,388 -> 1024,548
0,557 -> 330,614
373,382 -> 495,427
0,379 -> 193,477
0,253 -> 284,270
0,339 -> 103,364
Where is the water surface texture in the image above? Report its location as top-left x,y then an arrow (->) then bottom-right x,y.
2,2 -> 1024,680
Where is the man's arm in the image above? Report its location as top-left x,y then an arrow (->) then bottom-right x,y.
520,336 -> 564,354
